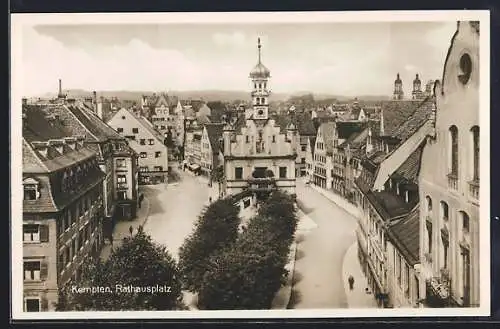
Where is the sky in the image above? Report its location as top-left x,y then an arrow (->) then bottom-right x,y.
20,21 -> 457,97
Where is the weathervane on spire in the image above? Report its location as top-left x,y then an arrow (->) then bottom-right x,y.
258,37 -> 262,63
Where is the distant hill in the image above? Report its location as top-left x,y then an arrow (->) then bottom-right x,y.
35,89 -> 391,104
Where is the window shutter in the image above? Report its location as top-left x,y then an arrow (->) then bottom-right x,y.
41,297 -> 49,311
40,261 -> 48,280
39,225 -> 49,242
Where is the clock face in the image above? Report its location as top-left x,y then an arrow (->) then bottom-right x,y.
258,110 -> 264,115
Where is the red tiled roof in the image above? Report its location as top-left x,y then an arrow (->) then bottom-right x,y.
66,104 -> 122,140
318,122 -> 336,155
387,206 -> 420,265
379,100 -> 423,136
205,123 -> 224,154
390,142 -> 424,184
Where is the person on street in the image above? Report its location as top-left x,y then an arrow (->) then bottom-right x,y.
348,275 -> 355,290
129,225 -> 133,236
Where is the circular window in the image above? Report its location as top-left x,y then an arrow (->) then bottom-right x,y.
458,53 -> 472,85
258,110 -> 264,115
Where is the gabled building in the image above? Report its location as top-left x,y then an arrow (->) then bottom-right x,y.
200,123 -> 224,178
416,21 -> 480,308
26,90 -> 140,225
22,105 -> 106,311
149,93 -> 177,139
312,122 -> 335,189
222,38 -> 297,199
354,95 -> 436,308
107,108 -> 168,185
305,136 -> 317,182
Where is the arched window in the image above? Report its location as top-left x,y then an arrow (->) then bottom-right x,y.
460,211 -> 470,234
440,201 -> 449,222
471,126 -> 479,181
449,126 -> 459,175
426,196 -> 433,213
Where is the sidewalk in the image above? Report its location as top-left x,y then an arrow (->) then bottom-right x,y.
100,193 -> 152,261
341,241 -> 378,308
310,184 -> 361,218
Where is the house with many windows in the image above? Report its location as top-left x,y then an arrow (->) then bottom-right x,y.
416,21 -> 480,308
200,123 -> 224,178
22,105 -> 106,312
26,87 -> 140,226
354,94 -> 436,308
107,108 -> 168,185
305,136 -> 317,182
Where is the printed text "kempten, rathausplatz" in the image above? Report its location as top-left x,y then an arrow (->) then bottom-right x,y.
71,285 -> 172,294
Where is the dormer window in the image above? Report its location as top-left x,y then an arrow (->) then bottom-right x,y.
23,178 -> 40,201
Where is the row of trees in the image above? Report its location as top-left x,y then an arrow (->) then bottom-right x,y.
58,191 -> 297,311
179,190 -> 298,310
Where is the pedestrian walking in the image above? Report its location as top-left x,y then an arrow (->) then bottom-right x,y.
129,225 -> 133,236
348,275 -> 355,290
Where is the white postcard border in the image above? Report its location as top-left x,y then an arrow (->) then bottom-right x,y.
10,10 -> 491,320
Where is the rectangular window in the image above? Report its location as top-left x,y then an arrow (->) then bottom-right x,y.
235,167 -> 243,180
161,125 -> 166,130
125,135 -> 136,140
450,126 -> 459,175
139,166 -> 148,172
272,135 -> 276,143
24,185 -> 37,200
24,261 -> 41,281
405,264 -> 410,297
132,128 -> 139,134
472,127 -> 480,180
116,159 -> 126,168
117,175 -> 127,184
301,145 -> 306,151
140,139 -> 146,145
153,166 -> 163,172
149,139 -> 155,145
117,128 -> 123,133
140,152 -> 147,158
25,298 -> 40,312
279,167 -> 287,178
155,151 -> 161,158
23,224 -> 40,242
246,135 -> 249,143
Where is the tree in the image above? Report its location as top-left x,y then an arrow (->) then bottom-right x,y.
197,215 -> 289,310
210,165 -> 225,198
58,227 -> 184,311
178,198 -> 240,293
257,190 -> 298,244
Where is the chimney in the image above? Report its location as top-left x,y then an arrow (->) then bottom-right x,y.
365,127 -> 373,154
97,96 -> 104,120
379,108 -> 385,136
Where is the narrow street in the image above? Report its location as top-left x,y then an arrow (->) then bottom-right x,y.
143,168 -> 211,260
290,179 -> 360,309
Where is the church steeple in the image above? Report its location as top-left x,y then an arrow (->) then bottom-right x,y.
250,38 -> 271,120
393,73 -> 404,100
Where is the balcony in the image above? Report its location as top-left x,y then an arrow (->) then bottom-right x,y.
247,177 -> 277,192
428,268 -> 451,300
447,174 -> 458,191
468,180 -> 479,200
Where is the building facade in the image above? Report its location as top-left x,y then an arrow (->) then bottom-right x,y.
312,122 -> 334,189
107,108 -> 169,185
222,38 -> 296,198
416,21 -> 480,308
305,136 -> 316,182
23,106 -> 106,311
200,123 -> 224,178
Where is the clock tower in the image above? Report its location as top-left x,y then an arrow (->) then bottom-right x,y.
249,38 -> 271,120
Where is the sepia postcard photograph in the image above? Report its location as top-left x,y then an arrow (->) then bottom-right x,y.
10,10 -> 490,320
